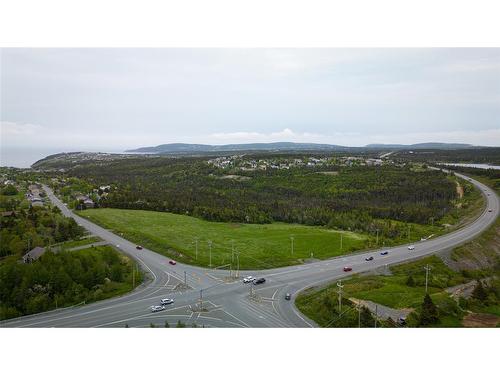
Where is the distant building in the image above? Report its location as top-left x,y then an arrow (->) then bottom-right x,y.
22,247 -> 46,263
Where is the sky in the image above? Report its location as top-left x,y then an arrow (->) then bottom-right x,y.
1,48 -> 500,166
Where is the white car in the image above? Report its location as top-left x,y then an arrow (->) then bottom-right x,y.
408,245 -> 415,250
243,276 -> 256,283
151,305 -> 165,312
160,298 -> 174,305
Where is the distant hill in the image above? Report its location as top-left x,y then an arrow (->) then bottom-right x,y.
365,142 -> 480,150
125,142 -> 353,154
126,141 -> 484,154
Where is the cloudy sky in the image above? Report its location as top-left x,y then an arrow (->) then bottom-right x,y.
1,48 -> 500,165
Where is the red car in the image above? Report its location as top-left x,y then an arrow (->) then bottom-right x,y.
169,260 -> 177,265
136,245 -> 143,250
343,266 -> 352,272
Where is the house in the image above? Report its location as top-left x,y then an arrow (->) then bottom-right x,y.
83,198 -> 95,208
22,247 -> 46,263
75,194 -> 89,201
1,211 -> 16,218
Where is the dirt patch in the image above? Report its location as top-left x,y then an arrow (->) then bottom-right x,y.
462,312 -> 499,327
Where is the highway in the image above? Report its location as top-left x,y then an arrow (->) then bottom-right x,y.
1,171 -> 498,328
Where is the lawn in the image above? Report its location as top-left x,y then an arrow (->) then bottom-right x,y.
78,208 -> 370,269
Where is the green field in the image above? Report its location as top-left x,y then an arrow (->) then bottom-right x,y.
78,208 -> 370,269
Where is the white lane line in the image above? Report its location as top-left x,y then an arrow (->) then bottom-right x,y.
241,299 -> 287,327
223,310 -> 250,328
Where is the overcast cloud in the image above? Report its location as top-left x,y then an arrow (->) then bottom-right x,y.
1,48 -> 500,166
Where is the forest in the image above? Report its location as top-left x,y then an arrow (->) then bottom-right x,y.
55,156 -> 458,237
0,246 -> 140,320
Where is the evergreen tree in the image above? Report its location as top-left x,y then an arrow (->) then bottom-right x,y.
406,275 -> 416,287
472,280 -> 488,302
360,306 -> 375,327
419,294 -> 439,326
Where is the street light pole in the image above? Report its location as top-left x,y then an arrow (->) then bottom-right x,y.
290,235 -> 294,255
208,240 -> 212,268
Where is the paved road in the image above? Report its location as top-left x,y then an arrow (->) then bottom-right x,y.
1,172 -> 498,327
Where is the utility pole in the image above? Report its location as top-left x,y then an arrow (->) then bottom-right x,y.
340,234 -> 343,251
376,229 -> 379,246
132,264 -> 135,288
290,235 -> 294,255
336,280 -> 344,314
424,264 -> 432,294
236,252 -> 240,278
194,237 -> 198,260
208,240 -> 212,268
231,239 -> 235,264
358,303 -> 361,328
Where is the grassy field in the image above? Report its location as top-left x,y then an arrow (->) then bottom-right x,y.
78,208 -> 370,269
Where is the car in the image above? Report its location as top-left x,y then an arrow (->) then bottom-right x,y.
160,298 -> 174,305
408,245 -> 415,250
398,317 -> 407,325
285,293 -> 291,300
488,209 -> 493,212
116,245 -> 120,248
343,266 -> 352,272
420,238 -> 427,242
365,256 -> 374,261
169,260 -> 177,265
380,250 -> 389,255
136,245 -> 143,250
150,305 -> 165,313
253,277 -> 266,285
243,276 -> 256,283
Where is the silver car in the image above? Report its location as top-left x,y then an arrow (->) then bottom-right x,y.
151,305 -> 165,312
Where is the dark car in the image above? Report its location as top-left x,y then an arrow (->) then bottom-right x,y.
343,266 -> 352,272
136,245 -> 143,250
285,293 -> 291,300
169,260 -> 177,265
253,277 -> 266,285
365,256 -> 374,261
380,250 -> 389,255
